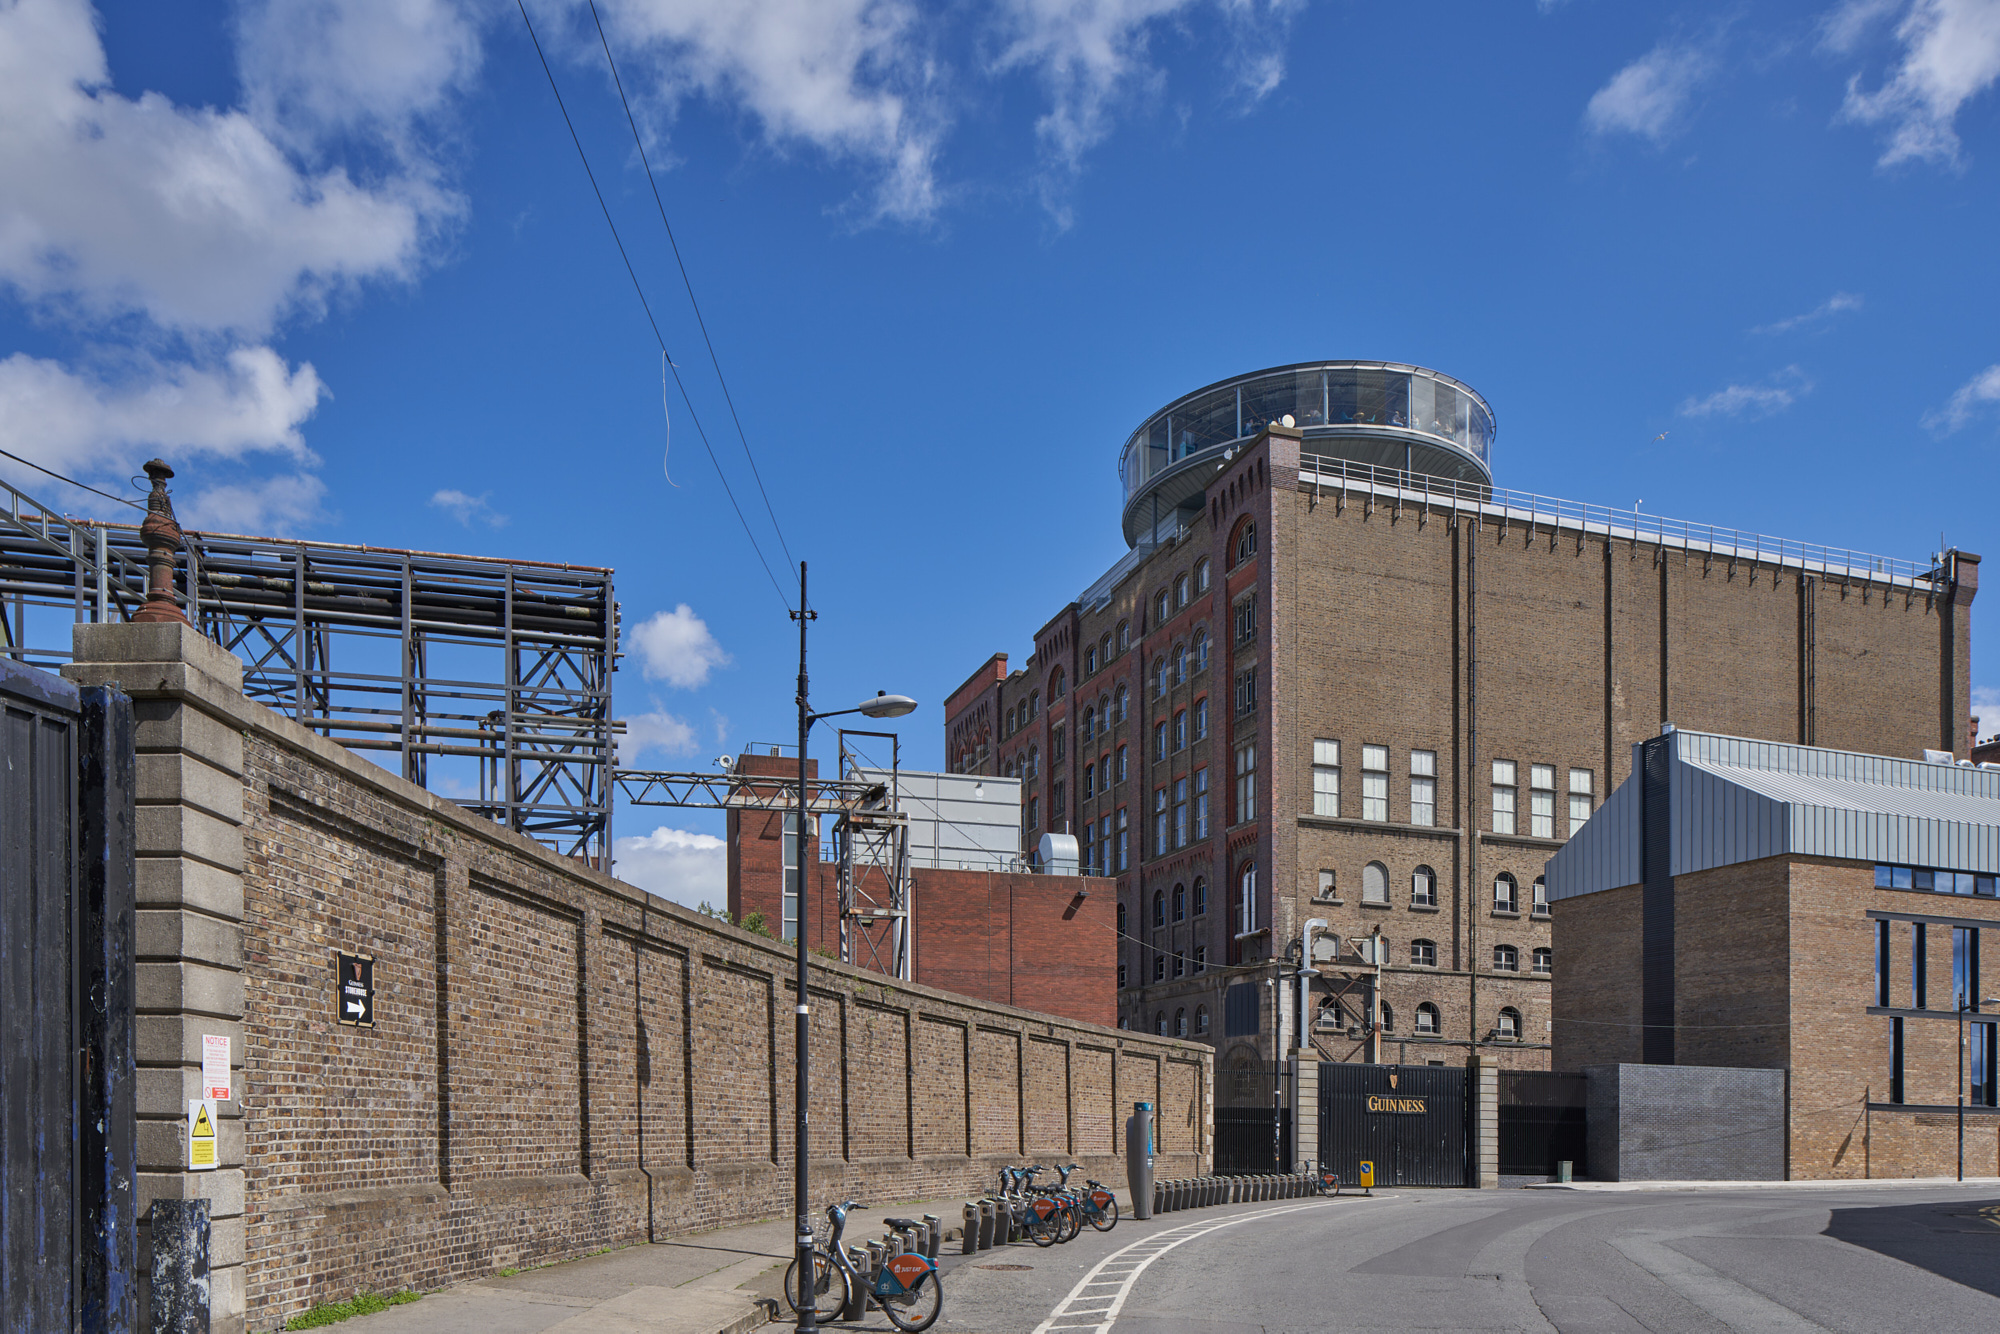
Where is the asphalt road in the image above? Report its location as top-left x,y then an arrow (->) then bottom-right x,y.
915,1185 -> 2000,1334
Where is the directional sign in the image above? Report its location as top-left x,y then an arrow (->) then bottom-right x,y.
336,952 -> 375,1028
188,1100 -> 218,1171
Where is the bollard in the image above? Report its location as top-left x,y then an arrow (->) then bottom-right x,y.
963,1203 -> 979,1255
978,1199 -> 994,1250
1557,1160 -> 1573,1184
923,1215 -> 941,1260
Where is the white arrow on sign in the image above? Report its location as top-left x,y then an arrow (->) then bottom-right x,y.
345,999 -> 365,1017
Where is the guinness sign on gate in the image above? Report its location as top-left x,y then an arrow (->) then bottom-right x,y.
1318,1063 -> 1469,1187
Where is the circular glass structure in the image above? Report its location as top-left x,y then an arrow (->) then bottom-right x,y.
1118,361 -> 1494,546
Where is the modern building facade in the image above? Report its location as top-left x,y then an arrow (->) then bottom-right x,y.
942,361 -> 1978,1088
1547,729 -> 2000,1178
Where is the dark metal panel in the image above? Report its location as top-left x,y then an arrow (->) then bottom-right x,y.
1317,1063 -> 1469,1187
1640,736 -> 1674,1065
1497,1071 -> 1588,1178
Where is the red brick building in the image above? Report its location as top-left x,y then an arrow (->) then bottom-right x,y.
941,361 -> 1978,1086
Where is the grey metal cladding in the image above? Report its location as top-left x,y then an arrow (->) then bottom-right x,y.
1545,759 -> 1643,901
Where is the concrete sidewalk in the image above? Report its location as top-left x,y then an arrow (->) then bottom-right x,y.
1527,1175 -> 2000,1193
333,1196 -> 974,1334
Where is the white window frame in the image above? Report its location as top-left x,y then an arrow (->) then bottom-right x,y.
1410,749 -> 1436,827
1361,744 -> 1389,822
1235,743 -> 1258,823
1312,739 -> 1340,817
1362,861 -> 1389,905
1530,763 -> 1556,839
1568,768 -> 1593,835
1491,759 -> 1518,835
1412,865 -> 1436,907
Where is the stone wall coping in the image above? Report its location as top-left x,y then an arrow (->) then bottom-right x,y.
66,623 -> 1205,1055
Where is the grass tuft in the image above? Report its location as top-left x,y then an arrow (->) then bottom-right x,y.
284,1290 -> 421,1329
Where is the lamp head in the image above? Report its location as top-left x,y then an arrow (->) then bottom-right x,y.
856,691 -> 918,719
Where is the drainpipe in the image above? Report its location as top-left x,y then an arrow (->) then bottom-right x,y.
1467,522 -> 1480,1060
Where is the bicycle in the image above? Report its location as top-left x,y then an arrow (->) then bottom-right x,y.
1053,1162 -> 1119,1232
784,1200 -> 944,1332
1301,1158 -> 1342,1197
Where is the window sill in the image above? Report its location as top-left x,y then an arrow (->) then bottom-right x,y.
1359,899 -> 1394,910
1480,831 -> 1565,850
1491,909 -> 1522,919
1408,903 -> 1440,913
1297,814 -> 1461,838
1309,896 -> 1343,907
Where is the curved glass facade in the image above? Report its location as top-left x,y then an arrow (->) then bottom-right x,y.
1118,362 -> 1494,544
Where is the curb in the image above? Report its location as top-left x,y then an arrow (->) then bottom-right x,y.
720,1297 -> 781,1334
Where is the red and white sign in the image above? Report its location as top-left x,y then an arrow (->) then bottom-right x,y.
202,1034 -> 231,1102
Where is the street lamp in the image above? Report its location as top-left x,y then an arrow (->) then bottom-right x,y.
1957,995 -> 2000,1183
791,560 -> 916,1334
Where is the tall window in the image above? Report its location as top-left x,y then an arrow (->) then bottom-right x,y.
1083,762 -> 1095,799
1081,707 -> 1095,741
1155,589 -> 1170,623
1152,956 -> 1164,983
1116,745 -> 1129,783
1954,926 -> 1981,1010
1493,944 -> 1519,972
1530,764 -> 1556,838
1027,796 -> 1038,830
1174,643 -> 1188,684
1532,877 -> 1549,917
1974,1022 -> 1998,1107
1098,815 -> 1111,874
1154,720 -> 1169,761
1915,923 -> 1928,1009
1192,630 -> 1209,673
1410,750 -> 1436,827
1152,890 -> 1165,929
1415,1003 -> 1441,1034
1362,861 -> 1389,905
1312,739 -> 1341,816
1005,706 -> 1016,736
1173,709 -> 1187,751
1193,878 -> 1207,915
1234,668 -> 1258,716
1175,574 -> 1189,608
1083,822 -> 1095,870
1052,780 -> 1065,823
1361,744 -> 1389,821
1234,598 -> 1256,644
1052,669 -> 1066,700
1155,657 -> 1169,697
1568,769 -> 1594,834
1173,777 -> 1189,847
1117,621 -> 1130,652
1172,883 -> 1186,921
1193,767 -> 1210,839
1533,947 -> 1553,974
1115,808 -> 1129,870
1235,520 -> 1256,564
1235,743 -> 1258,822
1491,760 -> 1518,835
1410,939 -> 1437,967
1154,787 -> 1168,855
1237,863 -> 1257,935
1876,919 -> 1892,1007
1412,865 -> 1437,907
781,813 -> 802,941
1194,1001 -> 1209,1029
1194,557 -> 1211,592
1493,872 -> 1519,914
1053,726 -> 1066,762
1117,902 -> 1126,935
1175,1008 -> 1187,1036
1116,685 -> 1129,721
1085,645 -> 1098,674
1029,691 -> 1039,718
1497,1008 -> 1522,1041
1193,697 -> 1208,741
1890,1017 -> 1906,1103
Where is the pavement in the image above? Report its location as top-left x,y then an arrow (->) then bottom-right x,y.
1528,1174 -> 2000,1192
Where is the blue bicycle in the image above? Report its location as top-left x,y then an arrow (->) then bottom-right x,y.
785,1200 -> 943,1332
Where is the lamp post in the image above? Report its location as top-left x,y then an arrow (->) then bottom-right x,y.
1957,995 -> 2000,1184
791,561 -> 916,1334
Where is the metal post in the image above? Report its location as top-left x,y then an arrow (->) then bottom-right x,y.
792,561 -> 817,1334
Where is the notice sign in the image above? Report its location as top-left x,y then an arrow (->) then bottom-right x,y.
336,952 -> 375,1027
188,1100 -> 218,1170
202,1034 -> 231,1102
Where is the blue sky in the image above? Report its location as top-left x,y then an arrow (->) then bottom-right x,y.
4,0 -> 1999,905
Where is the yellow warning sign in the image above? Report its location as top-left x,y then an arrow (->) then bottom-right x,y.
188,1099 -> 218,1171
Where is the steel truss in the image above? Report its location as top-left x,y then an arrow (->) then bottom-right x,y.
1,475 -> 617,862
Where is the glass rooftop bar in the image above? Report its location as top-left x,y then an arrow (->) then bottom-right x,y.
1118,361 -> 1495,546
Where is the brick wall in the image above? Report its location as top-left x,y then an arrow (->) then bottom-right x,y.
69,625 -> 1208,1333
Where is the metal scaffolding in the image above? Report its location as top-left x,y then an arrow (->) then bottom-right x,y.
1,473 -> 617,862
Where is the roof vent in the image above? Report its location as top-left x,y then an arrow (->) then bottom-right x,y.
1922,749 -> 1954,764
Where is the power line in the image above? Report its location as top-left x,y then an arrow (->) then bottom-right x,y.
584,0 -> 795,573
0,446 -> 144,510
513,0 -> 792,612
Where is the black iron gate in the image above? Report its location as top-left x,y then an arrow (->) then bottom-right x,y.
1214,1058 -> 1286,1175
1318,1063 -> 1470,1187
1498,1070 -> 1588,1179
1,658 -> 135,1334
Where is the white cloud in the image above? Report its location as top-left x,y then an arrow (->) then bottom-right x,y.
1923,363 -> 2000,431
594,0 -> 946,223
1838,0 -> 2000,167
1585,41 -> 1713,143
1751,291 -> 1863,334
618,708 -> 700,763
632,604 -> 731,688
429,488 -> 508,527
612,824 -> 726,908
1680,366 -> 1813,419
1821,0 -> 1905,53
179,472 -> 330,536
0,347 -> 325,483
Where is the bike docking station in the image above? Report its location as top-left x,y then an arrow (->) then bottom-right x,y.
1127,1101 -> 1155,1220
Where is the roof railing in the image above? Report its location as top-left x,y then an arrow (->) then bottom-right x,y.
1297,452 -> 1941,586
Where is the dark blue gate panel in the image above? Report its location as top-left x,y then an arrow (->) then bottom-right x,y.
1,658 -> 80,1334
1318,1063 -> 1469,1187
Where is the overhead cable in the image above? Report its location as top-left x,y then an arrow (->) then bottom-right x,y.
514,0 -> 792,612
0,446 -> 145,510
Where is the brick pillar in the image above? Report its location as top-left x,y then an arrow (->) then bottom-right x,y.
1293,1057 -> 1318,1173
65,622 -> 248,1334
1472,1054 -> 1499,1188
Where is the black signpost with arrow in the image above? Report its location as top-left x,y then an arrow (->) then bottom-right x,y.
336,952 -> 375,1028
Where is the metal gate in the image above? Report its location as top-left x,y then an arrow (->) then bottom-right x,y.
1,658 -> 136,1334
1214,1058 -> 1286,1175
1498,1071 -> 1588,1179
1318,1063 -> 1469,1187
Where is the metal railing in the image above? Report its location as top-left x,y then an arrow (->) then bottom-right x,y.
1297,452 -> 1941,586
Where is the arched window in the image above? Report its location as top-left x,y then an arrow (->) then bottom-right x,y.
1116,745 -> 1128,782
1234,519 -> 1257,565
1379,1002 -> 1394,1033
1415,1003 -> 1440,1035
1192,629 -> 1208,673
1493,944 -> 1519,972
1238,863 -> 1258,935
1115,685 -> 1129,721
1316,996 -> 1344,1030
1362,861 -> 1390,905
1412,865 -> 1437,907
1152,953 -> 1164,981
1052,726 -> 1066,761
1101,634 -> 1112,664
1194,557 -> 1211,593
1192,877 -> 1207,916
1155,589 -> 1171,623
1083,763 -> 1095,798
1172,883 -> 1186,921
1410,938 -> 1437,967
1085,645 -> 1098,674
1175,1008 -> 1188,1037
1029,691 -> 1039,718
1497,1007 -> 1522,1041
1116,621 -> 1130,652
1175,574 -> 1189,608
1493,872 -> 1519,914
1154,721 -> 1168,761
1533,947 -> 1553,974
1027,747 -> 1038,777
1155,1012 -> 1167,1036
1117,902 -> 1127,935
1194,1005 -> 1209,1034
1081,707 -> 1095,741
1173,709 -> 1186,751
1532,876 -> 1549,916
1174,643 -> 1188,684
1154,657 -> 1169,697
1005,706 -> 1015,735
1118,1015 -> 1130,1030
1051,668 -> 1066,700
1152,890 -> 1165,929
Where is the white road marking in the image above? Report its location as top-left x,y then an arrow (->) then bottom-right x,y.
1028,1203 -> 1329,1334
